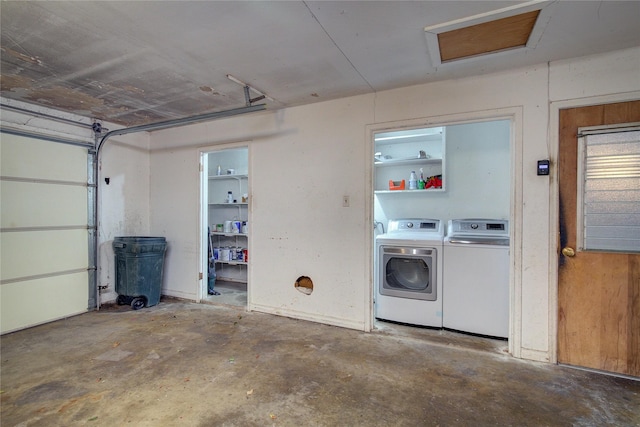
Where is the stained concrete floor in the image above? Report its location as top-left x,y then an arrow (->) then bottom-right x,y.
202,280 -> 247,308
1,300 -> 639,427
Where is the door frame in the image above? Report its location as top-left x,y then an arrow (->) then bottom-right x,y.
548,90 -> 640,364
198,142 -> 252,304
366,106 -> 522,356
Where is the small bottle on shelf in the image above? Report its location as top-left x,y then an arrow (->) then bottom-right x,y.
418,168 -> 426,189
227,191 -> 233,203
409,171 -> 417,190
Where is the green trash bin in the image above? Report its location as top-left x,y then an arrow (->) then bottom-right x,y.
113,236 -> 167,310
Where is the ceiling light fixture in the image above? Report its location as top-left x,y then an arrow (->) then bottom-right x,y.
227,74 -> 275,104
424,0 -> 556,66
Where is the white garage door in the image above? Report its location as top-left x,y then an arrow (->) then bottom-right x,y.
1,132 -> 91,334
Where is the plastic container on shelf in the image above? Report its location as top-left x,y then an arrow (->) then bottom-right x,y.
389,180 -> 406,191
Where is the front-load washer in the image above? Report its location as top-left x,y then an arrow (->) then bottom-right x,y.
443,219 -> 510,338
375,218 -> 444,327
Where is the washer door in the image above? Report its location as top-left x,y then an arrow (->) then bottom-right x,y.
379,246 -> 436,301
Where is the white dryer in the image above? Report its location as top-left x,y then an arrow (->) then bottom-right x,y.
443,219 -> 510,338
375,218 -> 444,328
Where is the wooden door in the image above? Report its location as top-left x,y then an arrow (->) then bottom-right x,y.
558,100 -> 640,377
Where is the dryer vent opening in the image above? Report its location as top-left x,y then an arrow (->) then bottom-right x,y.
295,276 -> 313,295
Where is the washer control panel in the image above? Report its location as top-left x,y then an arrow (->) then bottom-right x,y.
387,218 -> 442,234
448,219 -> 509,236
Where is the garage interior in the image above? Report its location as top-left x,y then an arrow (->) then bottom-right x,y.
1,1 -> 639,425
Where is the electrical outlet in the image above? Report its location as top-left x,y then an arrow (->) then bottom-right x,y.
342,195 -> 350,207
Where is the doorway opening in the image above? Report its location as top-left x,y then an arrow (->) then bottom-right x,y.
371,117 -> 513,347
201,146 -> 249,308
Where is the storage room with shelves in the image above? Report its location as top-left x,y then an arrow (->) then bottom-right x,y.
205,147 -> 249,307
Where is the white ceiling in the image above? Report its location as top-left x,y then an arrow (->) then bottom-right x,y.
1,1 -> 639,127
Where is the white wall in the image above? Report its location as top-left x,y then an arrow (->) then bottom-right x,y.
147,47 -> 639,362
550,47 -> 640,102
150,97 -> 374,327
97,133 -> 151,304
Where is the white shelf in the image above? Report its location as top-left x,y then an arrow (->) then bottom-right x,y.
375,158 -> 441,167
211,232 -> 248,237
209,203 -> 248,206
215,260 -> 248,266
209,174 -> 247,180
375,189 -> 445,194
375,132 -> 442,147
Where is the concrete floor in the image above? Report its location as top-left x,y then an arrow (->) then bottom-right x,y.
1,300 -> 638,427
202,280 -> 247,308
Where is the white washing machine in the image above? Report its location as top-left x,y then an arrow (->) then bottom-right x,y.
443,219 -> 510,338
375,218 -> 444,328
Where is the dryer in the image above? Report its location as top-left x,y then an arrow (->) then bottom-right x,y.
375,218 -> 444,327
443,219 -> 510,338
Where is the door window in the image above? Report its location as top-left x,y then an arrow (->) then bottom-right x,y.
577,127 -> 640,253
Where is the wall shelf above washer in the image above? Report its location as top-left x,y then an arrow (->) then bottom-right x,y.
208,174 -> 248,180
375,158 -> 441,167
375,189 -> 445,194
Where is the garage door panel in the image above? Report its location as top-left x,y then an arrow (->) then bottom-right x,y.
1,230 -> 89,282
0,272 -> 88,334
1,181 -> 87,228
0,133 -> 87,181
1,128 -> 91,334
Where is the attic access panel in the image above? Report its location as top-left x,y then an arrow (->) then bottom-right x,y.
424,1 -> 555,66
437,10 -> 540,62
